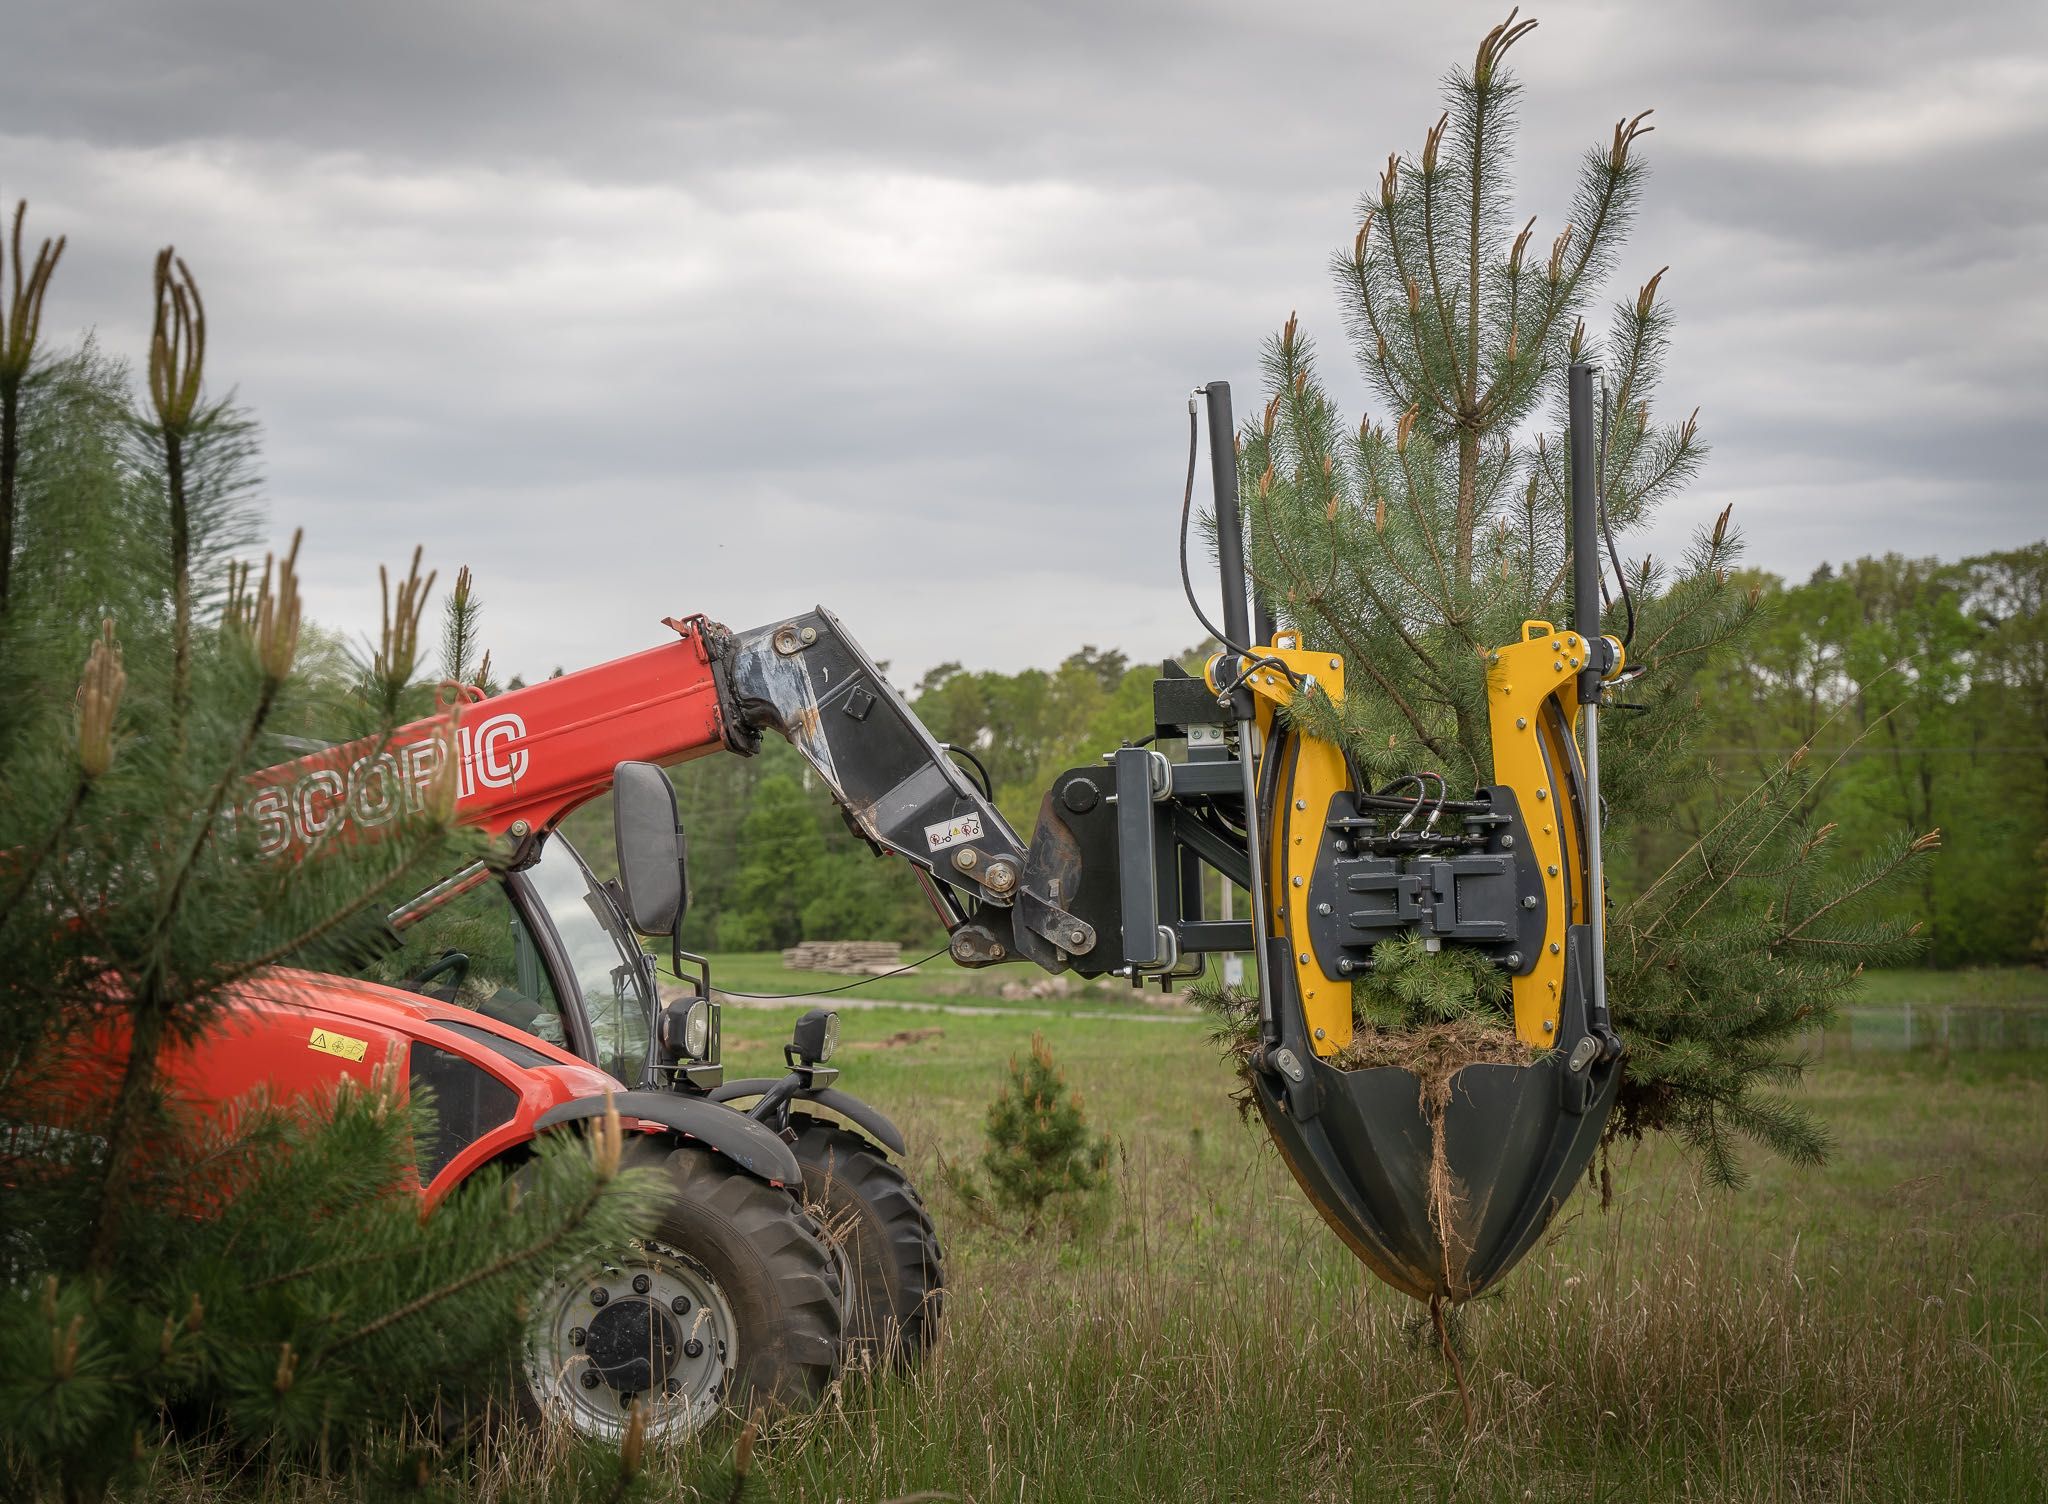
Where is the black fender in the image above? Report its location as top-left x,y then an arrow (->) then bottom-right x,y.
708,1079 -> 908,1158
534,1090 -> 802,1189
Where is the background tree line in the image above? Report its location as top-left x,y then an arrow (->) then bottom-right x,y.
648,542 -> 2044,969
1680,545 -> 2047,967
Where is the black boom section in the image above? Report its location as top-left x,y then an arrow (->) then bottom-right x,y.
718,608 -> 1095,971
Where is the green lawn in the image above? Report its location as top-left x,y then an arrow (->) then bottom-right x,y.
669,996 -> 2047,1503
661,948 -> 1213,1017
683,949 -> 2048,1015
1850,965 -> 2048,1007
145,972 -> 2048,1502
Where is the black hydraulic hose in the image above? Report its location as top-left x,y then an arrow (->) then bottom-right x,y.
1598,379 -> 1636,651
939,742 -> 994,799
1178,403 -> 1240,655
712,945 -> 952,1001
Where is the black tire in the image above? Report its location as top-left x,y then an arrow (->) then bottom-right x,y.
790,1116 -> 944,1369
519,1139 -> 840,1441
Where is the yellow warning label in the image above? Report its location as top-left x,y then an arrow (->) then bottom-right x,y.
308,1027 -> 369,1063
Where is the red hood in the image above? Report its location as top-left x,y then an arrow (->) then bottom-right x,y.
244,968 -> 621,1094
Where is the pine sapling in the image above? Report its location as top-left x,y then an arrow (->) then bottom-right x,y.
963,1033 -> 1111,1231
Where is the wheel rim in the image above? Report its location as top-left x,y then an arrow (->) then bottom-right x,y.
525,1238 -> 737,1441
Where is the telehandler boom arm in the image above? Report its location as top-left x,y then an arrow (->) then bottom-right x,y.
243,364 -> 1629,1307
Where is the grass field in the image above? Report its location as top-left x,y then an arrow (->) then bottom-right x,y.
1850,967 -> 2048,1007
494,986 -> 2044,1504
139,973 -> 2048,1502
696,950 -> 2048,1011
689,949 -> 1208,1014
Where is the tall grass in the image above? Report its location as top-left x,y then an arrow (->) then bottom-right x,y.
128,1028 -> 2046,1503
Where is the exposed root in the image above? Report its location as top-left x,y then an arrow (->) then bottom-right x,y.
1340,1019 -> 1543,1300
1430,1293 -> 1475,1430
1330,1015 -> 1541,1075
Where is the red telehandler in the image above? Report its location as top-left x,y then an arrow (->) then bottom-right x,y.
76,367 -> 1630,1445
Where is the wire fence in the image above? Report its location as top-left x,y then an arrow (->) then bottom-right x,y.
1812,1003 -> 2048,1054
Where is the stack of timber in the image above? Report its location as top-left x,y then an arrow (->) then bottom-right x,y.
782,940 -> 903,975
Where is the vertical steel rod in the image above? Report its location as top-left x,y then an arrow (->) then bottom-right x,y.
1201,381 -> 1274,1041
1204,381 -> 1254,654
1568,362 -> 1612,1038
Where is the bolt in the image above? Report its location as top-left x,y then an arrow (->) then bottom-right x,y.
1553,660 -> 1563,672
1500,834 -> 1515,849
1505,952 -> 1522,967
632,1274 -> 651,1295
1550,942 -> 1561,954
671,1295 -> 692,1316
990,944 -> 1006,960
683,1338 -> 705,1360
1516,717 -> 1528,730
1317,902 -> 1332,916
1069,929 -> 1088,948
1291,875 -> 1303,887
570,1327 -> 586,1347
1547,863 -> 1559,876
665,1378 -> 683,1397
581,1370 -> 603,1390
1295,798 -> 1307,811
1298,953 -> 1310,965
1543,1020 -> 1555,1034
985,862 -> 1017,893
1314,1027 -> 1325,1040
1522,895 -> 1539,910
1338,959 -> 1354,974
589,1287 -> 609,1307
800,626 -> 817,644
1329,657 -> 1341,669
953,847 -> 979,871
1535,787 -> 1548,801
510,819 -> 530,837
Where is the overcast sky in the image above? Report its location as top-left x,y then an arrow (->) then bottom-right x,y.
5,1 -> 2043,684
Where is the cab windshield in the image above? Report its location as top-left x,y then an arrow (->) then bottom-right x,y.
523,836 -> 654,1085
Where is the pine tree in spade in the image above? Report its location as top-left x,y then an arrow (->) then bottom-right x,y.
1235,13 -> 1933,1185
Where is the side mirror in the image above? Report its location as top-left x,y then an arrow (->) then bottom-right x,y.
613,761 -> 687,937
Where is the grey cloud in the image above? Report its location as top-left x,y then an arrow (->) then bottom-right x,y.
2,1 -> 2042,683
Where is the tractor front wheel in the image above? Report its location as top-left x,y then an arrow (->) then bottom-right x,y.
791,1117 -> 944,1369
520,1140 -> 840,1442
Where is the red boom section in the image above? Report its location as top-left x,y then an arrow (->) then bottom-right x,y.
238,616 -> 730,857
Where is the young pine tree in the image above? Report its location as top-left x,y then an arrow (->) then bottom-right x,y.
440,563 -> 497,693
971,1035 -> 1111,1230
0,230 -> 653,1501
1235,12 -> 1930,1185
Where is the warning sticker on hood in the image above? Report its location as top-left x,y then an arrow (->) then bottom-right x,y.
308,1027 -> 370,1063
924,812 -> 983,852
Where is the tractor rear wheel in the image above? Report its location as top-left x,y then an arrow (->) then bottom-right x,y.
520,1140 -> 840,1441
790,1116 -> 944,1369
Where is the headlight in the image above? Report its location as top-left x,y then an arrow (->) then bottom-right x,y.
681,999 -> 711,1059
791,1007 -> 839,1065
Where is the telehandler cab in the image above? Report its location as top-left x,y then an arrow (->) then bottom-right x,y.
74,363 -> 1626,1442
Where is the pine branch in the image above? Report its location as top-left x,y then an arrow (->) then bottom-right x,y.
1416,115 -> 1469,405
1776,831 -> 1939,947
